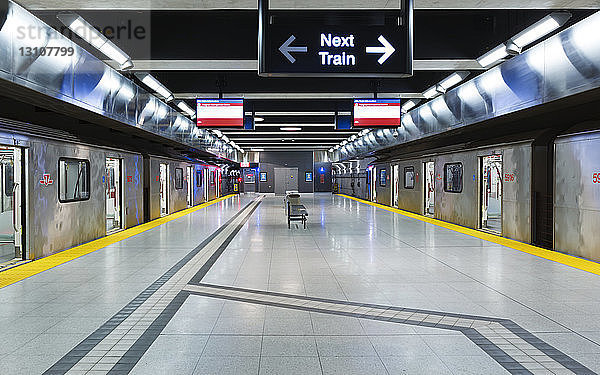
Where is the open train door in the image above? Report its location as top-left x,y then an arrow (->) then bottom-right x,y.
480,155 -> 503,233
424,161 -> 435,216
0,146 -> 27,265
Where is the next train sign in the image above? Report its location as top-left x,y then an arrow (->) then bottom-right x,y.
258,0 -> 413,78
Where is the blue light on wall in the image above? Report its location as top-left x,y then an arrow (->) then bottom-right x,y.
319,167 -> 325,173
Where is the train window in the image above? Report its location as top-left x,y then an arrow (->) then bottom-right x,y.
58,158 -> 90,202
404,167 -> 415,189
379,169 -> 386,187
174,168 -> 184,190
196,169 -> 202,187
444,163 -> 463,193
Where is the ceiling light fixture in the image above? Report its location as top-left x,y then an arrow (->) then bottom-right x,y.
401,99 -> 420,113
57,12 -> 134,70
280,127 -> 302,131
134,73 -> 174,102
250,148 -> 265,151
506,12 -> 571,54
176,101 -> 196,118
437,71 -> 470,93
254,117 -> 265,122
477,44 -> 509,68
423,86 -> 441,99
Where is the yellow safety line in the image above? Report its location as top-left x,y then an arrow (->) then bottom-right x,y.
337,194 -> 600,276
0,194 -> 237,289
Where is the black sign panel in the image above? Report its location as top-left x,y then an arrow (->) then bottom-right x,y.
0,0 -> 8,31
258,0 -> 413,78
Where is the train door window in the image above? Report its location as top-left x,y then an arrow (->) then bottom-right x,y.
159,163 -> 168,216
392,165 -> 399,207
196,169 -> 202,187
424,162 -> 435,216
481,155 -> 503,233
444,163 -> 463,193
186,166 -> 193,207
174,168 -> 184,190
404,167 -> 415,189
105,158 -> 122,234
0,147 -> 25,263
59,158 -> 90,202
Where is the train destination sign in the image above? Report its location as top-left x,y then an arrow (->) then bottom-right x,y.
258,0 -> 413,78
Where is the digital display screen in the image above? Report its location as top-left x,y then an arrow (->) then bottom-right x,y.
197,99 -> 244,127
353,99 -> 401,127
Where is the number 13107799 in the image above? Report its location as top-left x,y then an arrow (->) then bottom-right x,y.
19,46 -> 75,57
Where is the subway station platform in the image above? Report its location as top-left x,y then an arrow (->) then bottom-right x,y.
0,193 -> 598,375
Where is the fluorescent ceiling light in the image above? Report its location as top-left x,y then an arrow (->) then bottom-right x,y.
176,101 -> 196,118
57,13 -> 133,70
423,86 -> 440,99
477,44 -> 509,68
134,73 -> 174,102
401,99 -> 420,113
437,71 -> 470,93
280,127 -> 302,131
507,12 -> 571,54
251,148 -> 264,151
254,117 -> 264,122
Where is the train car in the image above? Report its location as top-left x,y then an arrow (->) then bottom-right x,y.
371,141 -> 533,244
554,128 -> 600,262
0,119 -> 231,265
0,120 -> 145,262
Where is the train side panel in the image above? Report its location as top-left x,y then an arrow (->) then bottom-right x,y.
554,131 -> 600,262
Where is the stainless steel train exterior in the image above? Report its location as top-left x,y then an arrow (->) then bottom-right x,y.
334,132 -> 600,263
335,141 -> 534,245
554,129 -> 600,262
0,122 -> 234,262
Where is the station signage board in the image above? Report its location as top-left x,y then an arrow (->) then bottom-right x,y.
258,0 -> 413,77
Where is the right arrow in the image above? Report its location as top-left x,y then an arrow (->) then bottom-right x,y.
366,35 -> 395,65
279,35 -> 308,64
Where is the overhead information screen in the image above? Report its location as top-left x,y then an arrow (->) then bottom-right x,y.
258,0 -> 413,77
353,99 -> 401,127
196,99 -> 244,127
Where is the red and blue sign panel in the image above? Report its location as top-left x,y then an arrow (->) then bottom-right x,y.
353,99 -> 401,127
196,99 -> 244,127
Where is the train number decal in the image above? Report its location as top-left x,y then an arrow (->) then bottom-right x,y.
594,173 -> 600,184
505,173 -> 516,182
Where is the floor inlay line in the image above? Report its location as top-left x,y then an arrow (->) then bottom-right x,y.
183,283 -> 596,375
43,196 -> 263,375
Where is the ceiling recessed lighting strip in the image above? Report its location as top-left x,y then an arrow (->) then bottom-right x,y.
57,12 -> 134,70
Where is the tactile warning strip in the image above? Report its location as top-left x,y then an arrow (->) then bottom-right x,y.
184,283 -> 596,375
43,197 -> 262,375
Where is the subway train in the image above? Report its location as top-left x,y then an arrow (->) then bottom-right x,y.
0,118 -> 240,266
333,125 -> 600,263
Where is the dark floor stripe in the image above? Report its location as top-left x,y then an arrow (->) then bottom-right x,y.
43,197 -> 260,375
186,283 -> 597,375
107,199 -> 262,374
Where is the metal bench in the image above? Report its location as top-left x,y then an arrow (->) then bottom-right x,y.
287,201 -> 308,229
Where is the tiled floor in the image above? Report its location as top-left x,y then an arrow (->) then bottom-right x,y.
1,193 -> 599,374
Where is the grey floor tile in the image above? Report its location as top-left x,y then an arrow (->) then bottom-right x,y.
261,336 -> 318,357
192,355 -> 260,375
379,355 -> 454,375
202,335 -> 263,357
259,356 -> 322,375
320,356 -> 388,375
316,336 -> 378,357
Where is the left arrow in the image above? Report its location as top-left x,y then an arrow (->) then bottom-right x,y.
366,35 -> 395,65
279,35 -> 308,64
